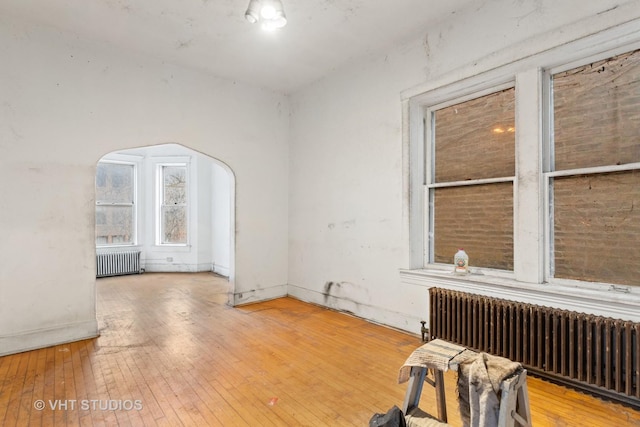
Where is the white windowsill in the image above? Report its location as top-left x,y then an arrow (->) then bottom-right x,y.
400,267 -> 640,323
96,245 -> 142,253
152,244 -> 191,252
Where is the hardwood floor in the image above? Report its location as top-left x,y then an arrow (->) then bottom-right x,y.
1,272 -> 639,426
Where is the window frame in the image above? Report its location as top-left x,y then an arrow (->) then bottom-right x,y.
542,51 -> 640,286
95,160 -> 138,248
401,16 -> 640,322
406,26 -> 640,288
155,161 -> 190,246
424,82 -> 517,271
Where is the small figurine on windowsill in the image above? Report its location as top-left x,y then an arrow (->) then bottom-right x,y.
454,248 -> 469,275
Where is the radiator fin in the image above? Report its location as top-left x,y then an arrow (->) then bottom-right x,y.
429,287 -> 640,406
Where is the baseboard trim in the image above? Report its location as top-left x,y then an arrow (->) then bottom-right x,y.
213,264 -> 230,277
287,284 -> 422,335
0,319 -> 99,357
232,283 -> 287,306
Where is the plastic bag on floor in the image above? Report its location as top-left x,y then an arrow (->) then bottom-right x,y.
369,405 -> 406,427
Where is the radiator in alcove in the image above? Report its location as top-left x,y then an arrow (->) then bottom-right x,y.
96,251 -> 141,278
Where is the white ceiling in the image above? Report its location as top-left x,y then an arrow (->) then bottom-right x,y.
2,0 -> 475,94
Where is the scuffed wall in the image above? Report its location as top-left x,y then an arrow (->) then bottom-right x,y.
2,0 -> 640,356
287,0 -> 640,333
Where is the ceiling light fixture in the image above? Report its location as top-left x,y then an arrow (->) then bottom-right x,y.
245,0 -> 287,30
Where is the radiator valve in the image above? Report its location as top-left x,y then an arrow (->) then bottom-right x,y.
420,321 -> 429,342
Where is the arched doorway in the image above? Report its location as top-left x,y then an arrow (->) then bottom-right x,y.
94,143 -> 235,303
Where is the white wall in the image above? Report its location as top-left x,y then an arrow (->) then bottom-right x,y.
288,0 -> 640,333
196,154 -> 214,272
212,163 -> 232,277
4,0 -> 640,357
0,16 -> 289,356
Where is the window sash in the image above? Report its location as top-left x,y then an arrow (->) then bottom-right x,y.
161,205 -> 188,244
96,162 -> 135,204
546,169 -> 640,285
544,49 -> 640,286
95,206 -> 135,246
95,161 -> 136,246
424,86 -> 516,271
157,164 -> 188,245
551,49 -> 640,171
428,182 -> 515,270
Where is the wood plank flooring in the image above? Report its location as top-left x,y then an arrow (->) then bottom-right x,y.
1,272 -> 639,426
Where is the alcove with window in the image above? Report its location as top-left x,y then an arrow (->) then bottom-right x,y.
95,144 -> 233,277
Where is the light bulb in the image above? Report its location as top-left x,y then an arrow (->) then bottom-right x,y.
261,5 -> 276,19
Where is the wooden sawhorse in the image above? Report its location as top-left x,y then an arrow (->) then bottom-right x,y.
398,339 -> 532,427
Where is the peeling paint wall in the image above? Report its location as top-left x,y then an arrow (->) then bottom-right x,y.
288,0 -> 640,334
0,16 -> 289,355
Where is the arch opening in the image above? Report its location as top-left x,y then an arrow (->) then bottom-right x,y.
94,143 -> 236,304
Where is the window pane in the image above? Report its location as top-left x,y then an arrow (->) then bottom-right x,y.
162,206 -> 187,244
96,211 -> 106,225
434,88 -> 515,182
553,170 -> 640,286
96,163 -> 134,203
96,165 -> 107,188
163,166 -> 187,204
433,183 -> 513,270
553,50 -> 640,171
95,205 -> 133,245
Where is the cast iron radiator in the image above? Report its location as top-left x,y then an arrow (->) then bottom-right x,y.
429,287 -> 640,407
96,251 -> 142,278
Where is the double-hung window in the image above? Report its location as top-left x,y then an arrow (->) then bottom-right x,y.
157,164 -> 188,245
414,45 -> 640,289
547,49 -> 640,286
426,86 -> 516,271
95,161 -> 136,246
